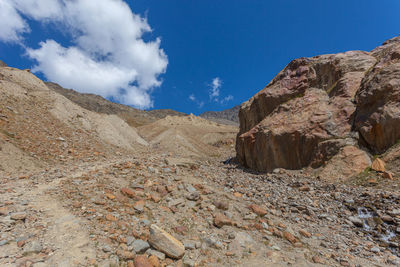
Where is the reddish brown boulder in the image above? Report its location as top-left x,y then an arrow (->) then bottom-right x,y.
237,51 -> 376,172
236,35 -> 400,177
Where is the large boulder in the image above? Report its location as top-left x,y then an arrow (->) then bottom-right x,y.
237,36 -> 400,175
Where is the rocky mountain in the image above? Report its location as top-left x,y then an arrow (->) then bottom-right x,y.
46,82 -> 187,127
237,36 -> 400,180
199,105 -> 240,125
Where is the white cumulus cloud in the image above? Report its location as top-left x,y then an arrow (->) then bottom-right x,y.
0,1 -> 29,43
0,0 -> 168,109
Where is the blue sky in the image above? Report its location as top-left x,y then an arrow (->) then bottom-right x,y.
0,1 -> 399,114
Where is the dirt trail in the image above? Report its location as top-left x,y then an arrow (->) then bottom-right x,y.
0,159 -> 125,266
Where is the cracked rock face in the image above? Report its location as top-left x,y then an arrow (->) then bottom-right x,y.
237,36 -> 400,175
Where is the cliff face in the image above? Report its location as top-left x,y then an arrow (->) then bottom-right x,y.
236,36 -> 400,176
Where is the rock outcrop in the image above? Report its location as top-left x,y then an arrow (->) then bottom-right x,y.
354,36 -> 400,153
237,36 -> 400,176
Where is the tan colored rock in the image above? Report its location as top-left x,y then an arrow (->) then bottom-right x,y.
117,250 -> 135,260
10,212 -> 27,220
319,146 -> 371,181
299,229 -> 312,238
283,231 -> 297,244
371,158 -> 385,172
213,213 -> 233,228
121,187 -> 138,199
148,224 -> 185,259
249,204 -> 267,216
383,171 -> 394,179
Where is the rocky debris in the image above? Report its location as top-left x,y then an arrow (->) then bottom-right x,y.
236,36 -> 400,180
0,60 -> 7,67
148,224 -> 185,259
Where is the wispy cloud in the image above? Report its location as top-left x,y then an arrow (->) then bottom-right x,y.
221,95 -> 233,104
188,77 -> 233,109
209,77 -> 222,100
188,93 -> 204,108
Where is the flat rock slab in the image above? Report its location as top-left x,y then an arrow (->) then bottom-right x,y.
148,224 -> 185,259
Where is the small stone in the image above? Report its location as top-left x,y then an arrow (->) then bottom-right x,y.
183,241 -> 196,250
121,188 -> 138,199
148,255 -> 160,267
382,215 -> 394,223
150,193 -> 161,203
105,214 -> 118,222
299,229 -> 311,238
371,246 -> 380,253
233,192 -> 242,198
371,158 -> 385,172
127,236 -> 135,246
134,255 -> 152,267
117,250 -> 135,260
186,192 -> 200,201
17,240 -> 26,247
10,212 -> 27,220
383,171 -> 394,179
105,193 -> 115,200
148,224 -> 185,259
132,239 -> 150,253
214,213 -> 233,228
348,216 -> 363,227
213,200 -> 229,210
249,204 -> 267,216
183,258 -> 196,267
23,241 -> 42,255
312,255 -> 322,263
283,231 -> 297,244
0,240 -> 9,246
298,185 -> 310,192
0,207 -> 8,216
134,200 -> 145,213
147,249 -> 166,260
102,245 -> 112,252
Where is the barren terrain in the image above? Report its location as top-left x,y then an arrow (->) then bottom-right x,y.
2,64 -> 400,267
